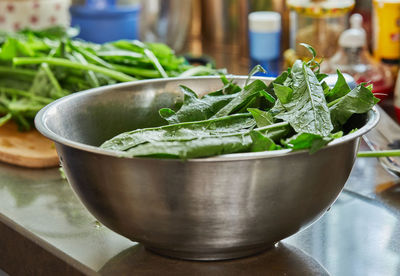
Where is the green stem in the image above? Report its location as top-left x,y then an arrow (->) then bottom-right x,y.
69,52 -> 100,88
69,41 -> 115,69
144,49 -> 168,78
0,87 -> 53,104
13,112 -> 31,131
327,97 -> 341,108
357,150 -> 400,158
13,57 -> 137,82
255,122 -> 290,132
63,75 -> 90,88
111,64 -> 161,78
0,66 -> 36,80
0,105 -> 9,114
179,66 -> 217,77
41,63 -> 63,93
0,113 -> 12,127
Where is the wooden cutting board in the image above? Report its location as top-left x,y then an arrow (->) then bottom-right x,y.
0,121 -> 59,168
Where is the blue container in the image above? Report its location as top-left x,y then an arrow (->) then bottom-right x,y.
248,11 -> 281,77
249,31 -> 281,77
70,5 -> 140,44
249,32 -> 281,61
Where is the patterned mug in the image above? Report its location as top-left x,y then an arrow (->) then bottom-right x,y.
0,0 -> 70,32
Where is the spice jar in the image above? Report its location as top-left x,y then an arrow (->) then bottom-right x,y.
287,0 -> 355,59
372,0 -> 400,81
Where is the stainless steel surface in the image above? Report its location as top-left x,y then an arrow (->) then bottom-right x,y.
1,108 -> 400,275
98,243 -> 329,275
35,76 -> 379,260
1,142 -> 399,275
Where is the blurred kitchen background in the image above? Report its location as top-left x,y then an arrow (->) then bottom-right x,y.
0,0 -> 399,118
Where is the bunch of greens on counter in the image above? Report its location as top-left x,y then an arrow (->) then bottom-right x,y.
101,44 -> 380,159
0,27 -> 222,131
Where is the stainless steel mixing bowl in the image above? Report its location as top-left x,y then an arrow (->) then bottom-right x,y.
35,76 -> 379,261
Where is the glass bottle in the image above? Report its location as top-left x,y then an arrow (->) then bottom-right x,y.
321,13 -> 394,101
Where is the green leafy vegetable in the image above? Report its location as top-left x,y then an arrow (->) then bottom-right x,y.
275,60 -> 333,137
159,84 -> 237,124
250,130 -> 279,152
247,108 -> 274,127
284,133 -> 332,154
212,80 -> 268,118
101,44 -> 379,159
300,43 -> 316,59
29,63 -> 67,99
122,134 -> 253,159
0,27 -> 222,130
325,69 -> 351,102
13,57 -> 137,82
329,85 -> 380,129
273,83 -> 293,104
245,65 -> 266,86
101,113 -> 256,152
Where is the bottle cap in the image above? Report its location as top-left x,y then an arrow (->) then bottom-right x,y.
287,0 -> 355,18
339,13 -> 366,48
248,12 -> 281,33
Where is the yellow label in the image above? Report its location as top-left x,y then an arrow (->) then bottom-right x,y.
373,0 -> 400,60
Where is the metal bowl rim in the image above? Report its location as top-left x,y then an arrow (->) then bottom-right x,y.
35,76 -> 380,162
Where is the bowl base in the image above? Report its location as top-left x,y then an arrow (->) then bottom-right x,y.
145,244 -> 275,261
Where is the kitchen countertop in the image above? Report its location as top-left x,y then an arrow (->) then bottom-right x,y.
1,109 -> 400,275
